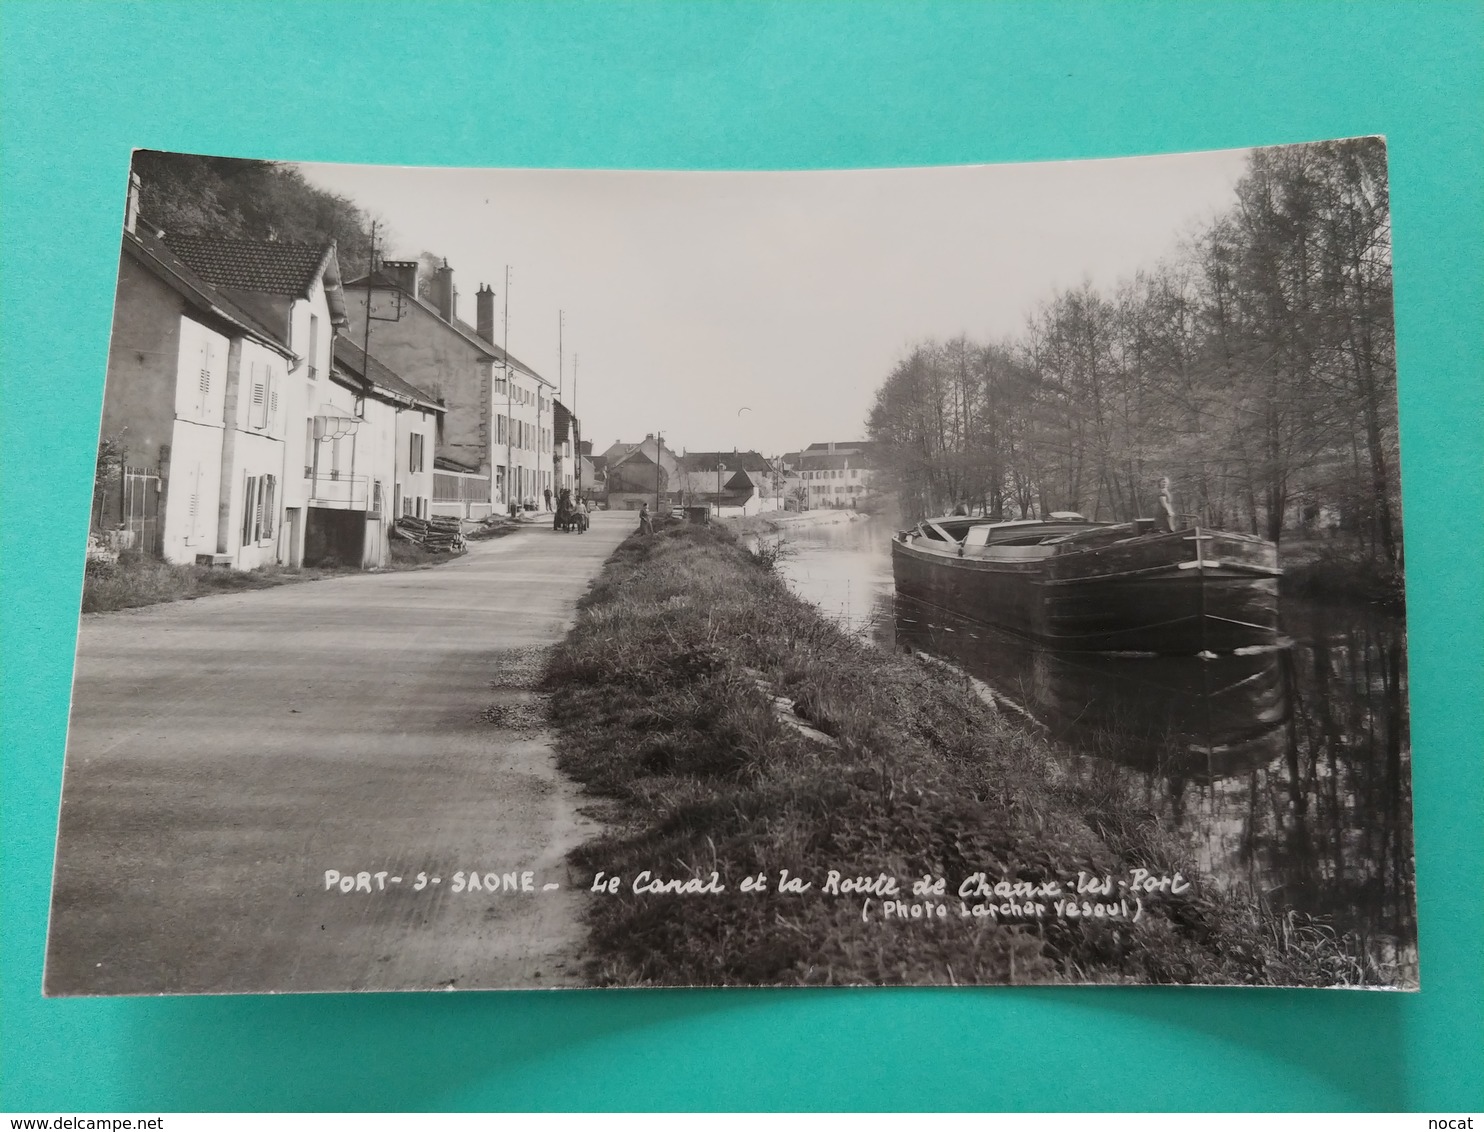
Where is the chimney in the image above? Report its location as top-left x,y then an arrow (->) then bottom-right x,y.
476,284 -> 495,343
433,259 -> 456,322
124,171 -> 141,235
381,259 -> 420,295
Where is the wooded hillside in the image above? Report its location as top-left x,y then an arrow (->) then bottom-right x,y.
131,151 -> 377,278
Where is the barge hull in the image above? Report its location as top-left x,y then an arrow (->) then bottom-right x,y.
891,528 -> 1280,654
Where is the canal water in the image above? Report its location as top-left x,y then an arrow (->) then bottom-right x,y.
767,514 -> 1417,984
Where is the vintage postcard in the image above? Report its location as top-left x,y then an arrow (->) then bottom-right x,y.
45,141 -> 1416,993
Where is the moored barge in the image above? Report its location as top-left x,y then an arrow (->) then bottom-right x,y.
891,514 -> 1281,655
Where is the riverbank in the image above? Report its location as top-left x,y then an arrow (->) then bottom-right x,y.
1278,534 -> 1404,610
544,520 -> 1377,987
723,508 -> 869,537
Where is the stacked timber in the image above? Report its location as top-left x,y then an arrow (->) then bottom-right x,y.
393,514 -> 466,552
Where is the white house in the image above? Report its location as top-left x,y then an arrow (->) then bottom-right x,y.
792,441 -> 880,509
99,204 -> 297,570
164,232 -> 350,567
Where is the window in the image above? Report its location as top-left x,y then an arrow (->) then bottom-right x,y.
330,436 -> 343,480
371,480 -> 383,517
304,418 -> 315,477
307,314 -> 321,380
410,433 -> 425,473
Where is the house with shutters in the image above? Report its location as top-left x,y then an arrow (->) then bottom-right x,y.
340,260 -> 555,516
330,339 -> 443,565
98,186 -> 297,569
792,441 -> 881,509
163,230 -> 349,567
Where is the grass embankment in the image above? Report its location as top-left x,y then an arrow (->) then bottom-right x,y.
545,520 -> 1369,987
82,539 -> 463,614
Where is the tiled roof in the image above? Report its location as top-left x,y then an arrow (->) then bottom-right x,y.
164,234 -> 334,297
123,228 -> 291,354
609,437 -> 679,475
680,450 -> 773,474
796,442 -> 878,469
333,339 -> 442,412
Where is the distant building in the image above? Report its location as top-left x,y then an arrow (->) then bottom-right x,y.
605,435 -> 680,510
678,450 -> 782,516
340,261 -> 554,515
552,399 -> 580,500
578,440 -> 605,502
792,440 -> 880,509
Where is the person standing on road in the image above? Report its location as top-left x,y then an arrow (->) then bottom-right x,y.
638,501 -> 653,535
544,486 -> 553,512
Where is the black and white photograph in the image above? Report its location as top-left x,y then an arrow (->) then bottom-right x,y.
45,139 -> 1416,994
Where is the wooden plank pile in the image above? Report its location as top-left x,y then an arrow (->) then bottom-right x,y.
393,514 -> 466,552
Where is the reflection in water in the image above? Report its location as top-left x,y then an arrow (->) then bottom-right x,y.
773,515 -> 1417,984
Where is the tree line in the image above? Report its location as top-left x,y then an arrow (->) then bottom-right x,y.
867,139 -> 1400,566
131,151 -> 445,295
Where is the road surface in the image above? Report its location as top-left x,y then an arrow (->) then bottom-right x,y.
44,512 -> 632,995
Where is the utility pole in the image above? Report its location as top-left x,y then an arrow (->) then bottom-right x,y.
557,310 -> 564,496
503,264 -> 512,512
655,431 -> 663,512
573,353 -> 581,499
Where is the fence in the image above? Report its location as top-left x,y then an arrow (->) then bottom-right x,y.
433,469 -> 491,503
432,469 -> 493,520
93,464 -> 161,556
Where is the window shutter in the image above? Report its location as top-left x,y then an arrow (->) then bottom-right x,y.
262,475 -> 276,540
268,372 -> 279,425
186,465 -> 199,545
251,365 -> 268,429
242,475 -> 255,546
197,334 -> 211,416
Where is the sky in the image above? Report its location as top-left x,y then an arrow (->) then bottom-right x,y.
298,149 -> 1251,457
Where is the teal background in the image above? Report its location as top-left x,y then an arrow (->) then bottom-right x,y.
3,0 -> 1481,1112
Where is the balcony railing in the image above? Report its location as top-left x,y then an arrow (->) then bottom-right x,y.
307,471 -> 368,509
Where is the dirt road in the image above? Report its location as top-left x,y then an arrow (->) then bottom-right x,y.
44,512 -> 632,995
